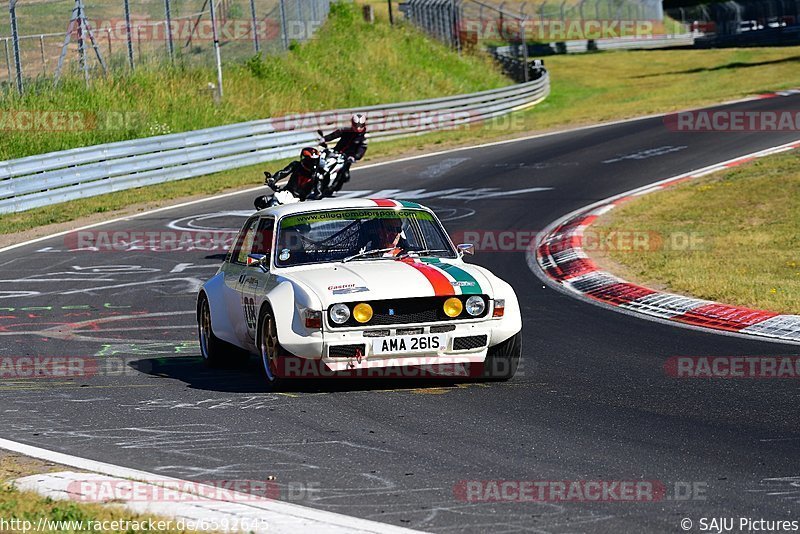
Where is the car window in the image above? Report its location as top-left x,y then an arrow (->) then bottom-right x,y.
230,217 -> 259,265
250,217 -> 275,257
275,208 -> 456,267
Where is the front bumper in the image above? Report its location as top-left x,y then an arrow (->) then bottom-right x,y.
321,321 -> 494,372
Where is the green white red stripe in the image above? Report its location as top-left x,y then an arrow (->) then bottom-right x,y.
397,257 -> 484,296
399,258 -> 454,296
421,258 -> 482,295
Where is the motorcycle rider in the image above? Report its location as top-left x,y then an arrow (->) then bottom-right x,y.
254,147 -> 322,209
321,113 -> 368,190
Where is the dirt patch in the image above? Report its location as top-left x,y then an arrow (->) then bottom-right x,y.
0,451 -> 71,482
588,212 -> 671,292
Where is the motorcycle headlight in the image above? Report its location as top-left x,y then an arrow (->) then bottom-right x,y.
443,297 -> 463,318
465,296 -> 486,317
330,303 -> 350,325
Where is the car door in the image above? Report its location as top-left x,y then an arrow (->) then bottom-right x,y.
221,216 -> 260,346
240,216 -> 278,346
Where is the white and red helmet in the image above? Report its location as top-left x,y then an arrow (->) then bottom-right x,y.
351,113 -> 367,133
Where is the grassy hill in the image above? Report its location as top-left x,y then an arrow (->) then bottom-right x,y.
0,2 -> 508,160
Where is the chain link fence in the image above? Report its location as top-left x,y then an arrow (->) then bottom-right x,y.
401,0 -> 669,79
400,0 -> 668,81
1,0 -> 330,94
668,0 -> 800,37
403,0 -> 665,47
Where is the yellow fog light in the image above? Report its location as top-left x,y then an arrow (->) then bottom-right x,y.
443,297 -> 463,318
353,303 -> 373,323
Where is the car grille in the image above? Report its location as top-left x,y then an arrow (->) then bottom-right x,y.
452,335 -> 488,351
327,296 -> 488,328
328,344 -> 366,358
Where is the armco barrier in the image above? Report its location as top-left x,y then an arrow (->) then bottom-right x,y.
495,34 -> 694,56
0,74 -> 549,214
566,33 -> 695,52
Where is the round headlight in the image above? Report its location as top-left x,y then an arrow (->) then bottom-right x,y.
465,296 -> 486,316
443,297 -> 463,318
353,303 -> 373,323
330,303 -> 351,324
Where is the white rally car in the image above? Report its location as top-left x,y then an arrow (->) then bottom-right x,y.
196,198 -> 522,383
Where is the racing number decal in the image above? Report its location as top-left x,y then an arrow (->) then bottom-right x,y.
243,297 -> 258,330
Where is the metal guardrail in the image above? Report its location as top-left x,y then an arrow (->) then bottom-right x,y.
493,34 -> 694,56
0,74 -> 550,214
564,33 -> 695,52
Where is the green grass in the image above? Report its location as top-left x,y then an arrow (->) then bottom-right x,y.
593,151 -> 800,314
0,454 -> 203,533
0,2 -> 508,160
2,0 -> 171,36
385,46 -> 800,145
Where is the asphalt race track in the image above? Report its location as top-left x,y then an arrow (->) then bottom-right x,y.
2,95 -> 800,533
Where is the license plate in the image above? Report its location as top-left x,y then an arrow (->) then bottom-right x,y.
372,334 -> 445,354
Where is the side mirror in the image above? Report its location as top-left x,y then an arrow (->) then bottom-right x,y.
457,243 -> 475,257
247,253 -> 269,270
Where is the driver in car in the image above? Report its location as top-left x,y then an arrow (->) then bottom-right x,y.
359,217 -> 408,257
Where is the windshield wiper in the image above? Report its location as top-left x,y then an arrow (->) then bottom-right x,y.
400,249 -> 450,258
342,248 -> 399,263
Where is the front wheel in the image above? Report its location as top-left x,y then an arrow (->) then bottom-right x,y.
259,307 -> 285,386
482,333 -> 521,381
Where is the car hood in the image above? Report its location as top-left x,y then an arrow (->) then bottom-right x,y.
282,258 -> 493,306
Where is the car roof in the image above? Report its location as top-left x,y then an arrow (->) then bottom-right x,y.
256,198 -> 428,218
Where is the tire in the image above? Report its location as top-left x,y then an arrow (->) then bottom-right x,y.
331,173 -> 344,193
482,332 -> 521,381
258,306 -> 286,386
198,296 -> 249,368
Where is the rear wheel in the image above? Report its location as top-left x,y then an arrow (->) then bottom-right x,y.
482,333 -> 521,381
259,307 -> 285,386
198,296 -> 249,368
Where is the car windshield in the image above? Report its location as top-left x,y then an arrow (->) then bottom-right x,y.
275,208 -> 457,267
